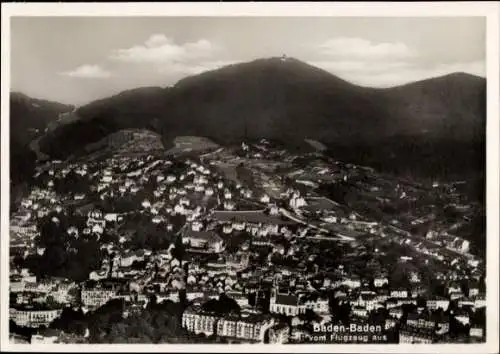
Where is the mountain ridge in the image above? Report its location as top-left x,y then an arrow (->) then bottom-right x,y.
10,57 -> 486,182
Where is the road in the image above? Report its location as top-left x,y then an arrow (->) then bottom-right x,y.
279,208 -> 355,241
200,147 -> 224,160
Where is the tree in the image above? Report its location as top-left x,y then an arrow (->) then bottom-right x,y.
299,309 -> 321,323
202,295 -> 241,316
171,236 -> 185,262
10,320 -> 36,339
50,307 -> 87,335
389,264 -> 411,289
248,292 -> 257,307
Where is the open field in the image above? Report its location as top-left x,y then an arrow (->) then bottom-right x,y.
166,136 -> 219,155
304,197 -> 339,212
304,138 -> 327,152
212,210 -> 296,225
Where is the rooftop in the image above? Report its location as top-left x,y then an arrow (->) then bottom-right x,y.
184,230 -> 223,244
274,293 -> 299,306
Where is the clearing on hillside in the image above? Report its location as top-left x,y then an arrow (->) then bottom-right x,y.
166,136 -> 220,155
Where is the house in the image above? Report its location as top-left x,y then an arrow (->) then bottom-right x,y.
449,291 -> 464,301
469,327 -> 484,338
130,186 -> 139,193
10,307 -> 63,328
101,175 -> 113,183
92,224 -> 104,235
352,293 -> 379,311
269,290 -> 305,317
426,298 -> 450,311
374,277 -> 388,288
120,250 -> 144,267
191,221 -> 204,232
301,295 -> 329,314
457,297 -> 475,310
447,282 -> 462,295
74,193 -> 85,200
104,213 -> 119,222
385,318 -> 397,330
182,306 -> 218,337
290,326 -> 312,342
243,189 -> 253,199
89,270 -> 108,281
179,197 -> 191,206
435,316 -> 450,335
390,289 -> 408,298
187,274 -> 197,285
186,289 -> 205,302
153,190 -> 163,198
183,230 -> 225,253
157,175 -> 165,183
454,311 -> 470,326
260,194 -> 270,203
87,209 -> 106,228
399,326 -> 434,344
342,277 -> 361,289
233,221 -> 246,231
406,313 -> 435,330
216,314 -> 275,343
152,216 -> 163,224
174,204 -> 186,215
269,205 -> 280,216
468,287 -> 480,297
10,333 -> 30,344
273,244 -> 285,255
409,272 -> 421,284
388,306 -> 403,319
289,194 -> 307,209
411,285 -> 427,298
67,226 -> 79,238
269,323 -> 290,344
474,295 -> 486,309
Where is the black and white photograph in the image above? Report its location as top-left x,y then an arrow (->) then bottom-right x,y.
1,2 -> 499,353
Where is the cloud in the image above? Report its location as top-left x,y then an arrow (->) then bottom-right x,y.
318,37 -> 416,60
309,60 -> 485,87
60,64 -> 111,78
145,34 -> 170,48
433,60 -> 485,77
309,60 -> 411,74
311,36 -> 485,87
110,34 -> 217,63
158,60 -> 238,76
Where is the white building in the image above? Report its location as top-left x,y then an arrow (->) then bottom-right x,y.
81,288 -> 117,308
260,194 -> 270,204
269,290 -> 306,317
426,298 -> 450,311
10,308 -> 63,328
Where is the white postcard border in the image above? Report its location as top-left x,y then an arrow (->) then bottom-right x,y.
1,2 -> 499,353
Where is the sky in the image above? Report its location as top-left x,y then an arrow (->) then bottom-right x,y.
10,17 -> 485,106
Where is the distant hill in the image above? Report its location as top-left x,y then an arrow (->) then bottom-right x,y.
37,87 -> 169,159
10,93 -> 74,186
69,129 -> 165,162
381,72 -> 486,141
10,92 -> 74,146
15,57 -> 486,180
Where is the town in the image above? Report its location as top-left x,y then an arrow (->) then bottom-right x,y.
9,136 -> 486,344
